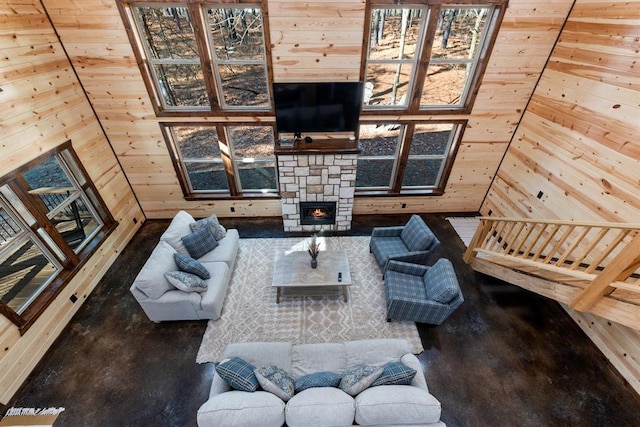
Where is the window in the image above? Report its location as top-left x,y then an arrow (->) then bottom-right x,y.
364,1 -> 504,113
122,1 -> 271,114
0,142 -> 116,332
163,124 -> 278,198
356,122 -> 464,195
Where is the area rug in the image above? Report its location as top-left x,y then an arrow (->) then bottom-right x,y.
196,236 -> 424,363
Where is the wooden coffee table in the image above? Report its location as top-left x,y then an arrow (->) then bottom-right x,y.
272,250 -> 352,303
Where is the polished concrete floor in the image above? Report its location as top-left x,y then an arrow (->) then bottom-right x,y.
3,214 -> 640,426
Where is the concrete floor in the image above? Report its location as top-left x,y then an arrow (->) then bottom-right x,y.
2,214 -> 639,426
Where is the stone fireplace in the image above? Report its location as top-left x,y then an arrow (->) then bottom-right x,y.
277,151 -> 357,232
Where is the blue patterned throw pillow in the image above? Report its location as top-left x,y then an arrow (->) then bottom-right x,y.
254,365 -> 295,401
164,271 -> 207,293
371,361 -> 417,386
339,364 -> 383,396
294,371 -> 342,393
174,253 -> 210,279
216,357 -> 259,392
181,227 -> 218,259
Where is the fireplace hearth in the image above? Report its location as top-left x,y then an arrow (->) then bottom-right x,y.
300,202 -> 336,225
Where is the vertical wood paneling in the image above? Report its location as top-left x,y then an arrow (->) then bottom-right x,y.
483,0 -> 640,394
0,0 -> 142,404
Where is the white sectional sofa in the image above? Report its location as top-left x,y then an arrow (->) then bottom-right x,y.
130,210 -> 239,322
197,339 -> 445,427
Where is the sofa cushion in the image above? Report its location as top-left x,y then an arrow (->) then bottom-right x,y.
344,339 -> 411,366
355,385 -> 442,425
222,342 -> 293,373
182,227 -> 219,260
400,214 -> 436,252
294,371 -> 342,393
159,210 -> 194,254
291,343 -> 346,379
285,387 -> 355,427
254,365 -> 295,402
133,240 -> 177,299
174,253 -> 210,279
424,259 -> 459,303
339,365 -> 383,397
216,357 -> 259,392
191,213 -> 227,241
372,361 -> 416,386
164,271 -> 207,293
197,390 -> 285,427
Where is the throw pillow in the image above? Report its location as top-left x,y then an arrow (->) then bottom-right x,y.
294,371 -> 342,393
174,253 -> 210,279
216,357 -> 259,392
339,364 -> 383,397
254,365 -> 295,401
371,361 -> 417,386
164,271 -> 207,293
182,227 -> 218,259
191,214 -> 227,241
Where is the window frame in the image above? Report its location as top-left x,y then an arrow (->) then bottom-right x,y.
0,141 -> 118,333
117,0 -> 274,117
355,119 -> 466,196
361,0 -> 507,115
162,122 -> 280,199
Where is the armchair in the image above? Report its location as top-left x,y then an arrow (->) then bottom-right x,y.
384,259 -> 463,325
369,214 -> 440,274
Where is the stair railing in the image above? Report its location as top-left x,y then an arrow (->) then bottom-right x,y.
463,217 -> 640,312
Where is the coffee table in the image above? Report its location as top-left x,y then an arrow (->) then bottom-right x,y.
272,250 -> 352,303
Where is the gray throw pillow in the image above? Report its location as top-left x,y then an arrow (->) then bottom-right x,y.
164,271 -> 207,293
216,357 -> 259,392
191,214 -> 227,241
181,227 -> 218,259
174,253 -> 210,279
254,365 -> 295,401
339,364 -> 383,396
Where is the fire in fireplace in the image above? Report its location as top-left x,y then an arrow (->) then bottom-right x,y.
300,202 -> 336,225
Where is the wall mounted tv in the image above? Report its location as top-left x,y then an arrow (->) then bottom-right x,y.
273,82 -> 363,135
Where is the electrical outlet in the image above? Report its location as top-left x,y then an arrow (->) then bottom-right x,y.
70,295 -> 78,303
133,217 -> 138,224
401,203 -> 407,208
230,207 -> 235,212
537,191 -> 544,199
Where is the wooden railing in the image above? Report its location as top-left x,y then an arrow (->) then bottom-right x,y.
463,217 -> 640,314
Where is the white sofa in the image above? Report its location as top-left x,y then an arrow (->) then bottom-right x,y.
130,210 -> 239,322
197,339 -> 445,427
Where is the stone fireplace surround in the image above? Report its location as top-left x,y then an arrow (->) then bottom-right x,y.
278,153 -> 357,232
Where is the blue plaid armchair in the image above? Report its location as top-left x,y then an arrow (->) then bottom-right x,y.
384,259 -> 463,325
370,215 -> 440,274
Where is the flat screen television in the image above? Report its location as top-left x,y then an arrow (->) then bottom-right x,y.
273,82 -> 363,135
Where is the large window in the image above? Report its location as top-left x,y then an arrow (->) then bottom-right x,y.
163,124 -> 278,198
364,2 -> 503,113
0,143 -> 116,332
356,122 -> 464,194
121,1 -> 271,114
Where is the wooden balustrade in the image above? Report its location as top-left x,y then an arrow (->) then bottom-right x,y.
463,217 -> 640,329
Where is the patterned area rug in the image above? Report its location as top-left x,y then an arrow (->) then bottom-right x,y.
196,236 -> 424,363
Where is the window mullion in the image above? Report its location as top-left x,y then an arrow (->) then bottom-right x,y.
217,125 -> 239,195
6,181 -> 79,268
410,5 -> 440,111
188,3 -> 220,110
391,125 -> 413,193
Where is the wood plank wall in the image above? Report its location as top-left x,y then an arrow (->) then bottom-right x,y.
0,0 -> 143,404
40,0 -> 573,219
482,0 -> 640,395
